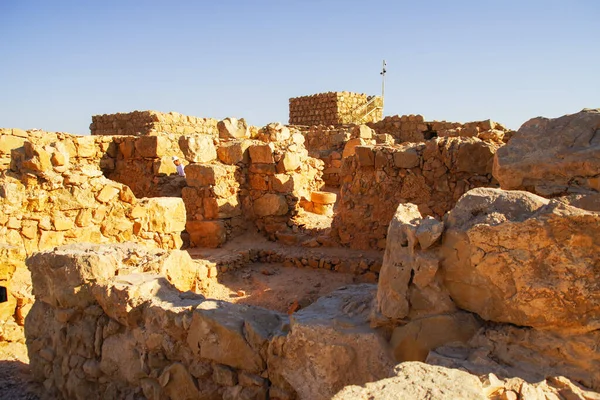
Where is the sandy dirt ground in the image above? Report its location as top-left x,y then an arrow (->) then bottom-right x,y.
200,261 -> 361,313
0,342 -> 41,400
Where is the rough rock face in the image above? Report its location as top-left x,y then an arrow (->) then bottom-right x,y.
376,187 -> 600,391
379,188 -> 600,333
429,324 -> 600,393
494,108 -> 600,195
270,284 -> 395,400
442,188 -> 600,333
332,362 -> 485,400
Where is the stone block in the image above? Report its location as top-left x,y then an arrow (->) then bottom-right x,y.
272,174 -> 299,193
279,152 -> 301,172
74,136 -> 97,158
179,135 -> 217,163
186,164 -> 237,188
249,144 -> 274,164
119,139 -> 135,159
393,148 -> 420,169
353,125 -> 374,139
96,185 -> 120,203
138,197 -> 186,234
0,134 -> 26,154
253,194 -> 288,217
217,140 -> 250,165
186,220 -> 227,248
342,138 -> 368,159
355,146 -> 375,166
135,136 -> 170,158
249,163 -> 276,175
22,142 -> 52,172
203,196 -> 241,219
456,140 -> 495,174
249,174 -> 268,190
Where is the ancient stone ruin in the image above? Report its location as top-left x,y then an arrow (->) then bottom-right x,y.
1,96 -> 599,399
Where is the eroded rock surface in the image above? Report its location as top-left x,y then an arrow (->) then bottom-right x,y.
376,187 -> 600,392
494,108 -> 600,195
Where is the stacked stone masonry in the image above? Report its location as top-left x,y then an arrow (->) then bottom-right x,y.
289,92 -> 383,126
91,110 -> 220,136
294,124 -> 375,186
25,243 -> 392,400
0,130 -> 189,342
367,114 -> 513,144
332,137 -> 501,250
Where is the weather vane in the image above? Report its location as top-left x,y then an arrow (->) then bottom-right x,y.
380,60 -> 386,116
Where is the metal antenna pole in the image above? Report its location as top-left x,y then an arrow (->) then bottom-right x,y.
380,60 -> 386,116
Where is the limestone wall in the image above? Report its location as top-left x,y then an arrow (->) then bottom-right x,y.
289,92 -> 383,126
91,110 -> 219,136
0,131 -> 187,342
184,123 -> 325,247
367,114 -> 512,144
332,137 -> 501,250
25,243 -> 393,400
297,124 -> 376,186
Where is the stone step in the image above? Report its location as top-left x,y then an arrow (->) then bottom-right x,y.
187,234 -> 383,282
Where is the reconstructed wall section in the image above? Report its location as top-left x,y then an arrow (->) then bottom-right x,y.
91,110 -> 219,136
332,137 -> 501,249
289,92 -> 383,126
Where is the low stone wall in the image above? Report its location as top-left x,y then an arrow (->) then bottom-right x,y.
91,110 -> 219,136
25,243 -> 394,400
367,115 -> 512,144
295,124 -> 375,186
0,131 -> 187,342
332,137 -> 500,249
289,92 -> 382,126
184,123 -> 325,247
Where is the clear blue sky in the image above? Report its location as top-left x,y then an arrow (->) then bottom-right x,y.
1,0 -> 598,134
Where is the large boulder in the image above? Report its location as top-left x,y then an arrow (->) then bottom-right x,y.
270,284 -> 395,400
379,187 -> 600,333
494,108 -> 600,195
377,203 -> 450,321
441,188 -> 600,333
332,362 -> 485,400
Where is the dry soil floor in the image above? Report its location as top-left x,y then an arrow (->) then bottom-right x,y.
199,261 -> 360,313
0,341 -> 41,400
